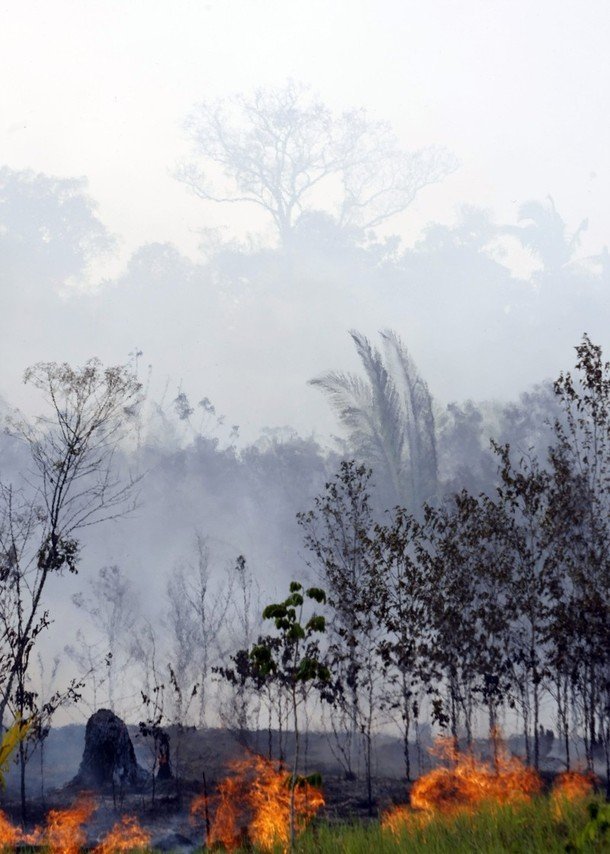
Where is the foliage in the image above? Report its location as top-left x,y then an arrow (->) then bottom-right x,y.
310,329 -> 437,511
567,801 -> 610,852
0,716 -> 32,789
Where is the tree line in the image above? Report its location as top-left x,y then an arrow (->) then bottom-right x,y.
222,334 -> 610,806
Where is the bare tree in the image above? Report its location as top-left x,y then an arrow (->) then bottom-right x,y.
64,629 -> 106,713
178,81 -> 456,244
0,359 -> 142,731
166,535 -> 233,727
72,564 -> 139,712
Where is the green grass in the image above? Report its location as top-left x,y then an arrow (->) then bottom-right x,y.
235,796 -> 607,853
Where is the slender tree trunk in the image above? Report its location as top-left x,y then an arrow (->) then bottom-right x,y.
365,723 -> 373,816
40,736 -> 45,804
19,739 -> 26,825
522,684 -> 531,766
401,674 -> 411,781
533,668 -> 540,771
290,686 -> 299,852
414,708 -> 423,777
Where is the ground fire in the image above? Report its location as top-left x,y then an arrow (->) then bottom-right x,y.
191,753 -> 325,851
382,734 -> 597,834
0,797 -> 149,853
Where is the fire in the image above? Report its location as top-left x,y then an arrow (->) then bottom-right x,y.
94,816 -> 151,853
193,754 -> 324,852
0,799 -> 96,852
193,774 -> 243,850
382,734 -> 542,834
0,799 -> 151,854
0,810 -> 21,849
550,770 -> 596,818
42,796 -> 97,854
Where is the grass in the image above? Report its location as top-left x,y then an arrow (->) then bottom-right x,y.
237,796 -> 607,853
9,795 -> 605,853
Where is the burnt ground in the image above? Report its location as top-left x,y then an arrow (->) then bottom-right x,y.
0,725 -> 412,848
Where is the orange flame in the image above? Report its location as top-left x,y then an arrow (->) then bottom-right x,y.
192,773 -> 243,850
382,734 -> 542,833
42,796 -> 97,854
192,754 -> 324,852
550,770 -> 596,818
0,810 -> 21,849
94,815 -> 151,853
0,799 -> 153,854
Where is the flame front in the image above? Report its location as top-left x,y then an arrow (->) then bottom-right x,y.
550,770 -> 596,818
94,815 -> 151,853
42,796 -> 97,854
382,735 -> 542,833
194,754 -> 324,852
0,810 -> 21,849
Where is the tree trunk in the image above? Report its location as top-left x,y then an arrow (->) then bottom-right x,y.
289,686 -> 299,853
19,739 -> 26,825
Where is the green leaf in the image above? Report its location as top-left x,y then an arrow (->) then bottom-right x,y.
306,587 -> 327,604
263,603 -> 286,620
306,614 -> 326,633
288,623 -> 306,641
296,658 -> 318,681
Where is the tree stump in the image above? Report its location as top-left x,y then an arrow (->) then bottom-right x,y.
70,709 -> 148,791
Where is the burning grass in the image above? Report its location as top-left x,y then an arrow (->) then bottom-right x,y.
381,735 -> 599,837
191,753 -> 324,852
0,798 -> 149,854
0,736 -> 600,853
383,734 -> 542,828
364,734 -> 601,854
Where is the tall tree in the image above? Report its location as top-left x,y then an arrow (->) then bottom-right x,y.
372,508 -> 433,780
310,330 -> 438,511
178,81 -> 456,244
550,335 -> 610,793
501,196 -> 587,276
0,361 -> 141,726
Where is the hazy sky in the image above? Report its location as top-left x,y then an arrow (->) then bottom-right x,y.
2,0 -> 608,261
1,0 -> 609,439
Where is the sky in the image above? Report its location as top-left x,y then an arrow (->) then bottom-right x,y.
1,0 -> 609,438
2,0 -> 608,258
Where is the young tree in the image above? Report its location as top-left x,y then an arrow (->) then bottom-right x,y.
491,443 -> 556,770
216,555 -> 264,746
166,535 -> 233,727
372,508 -> 433,780
550,335 -> 610,794
247,581 -> 329,852
298,461 -> 381,808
